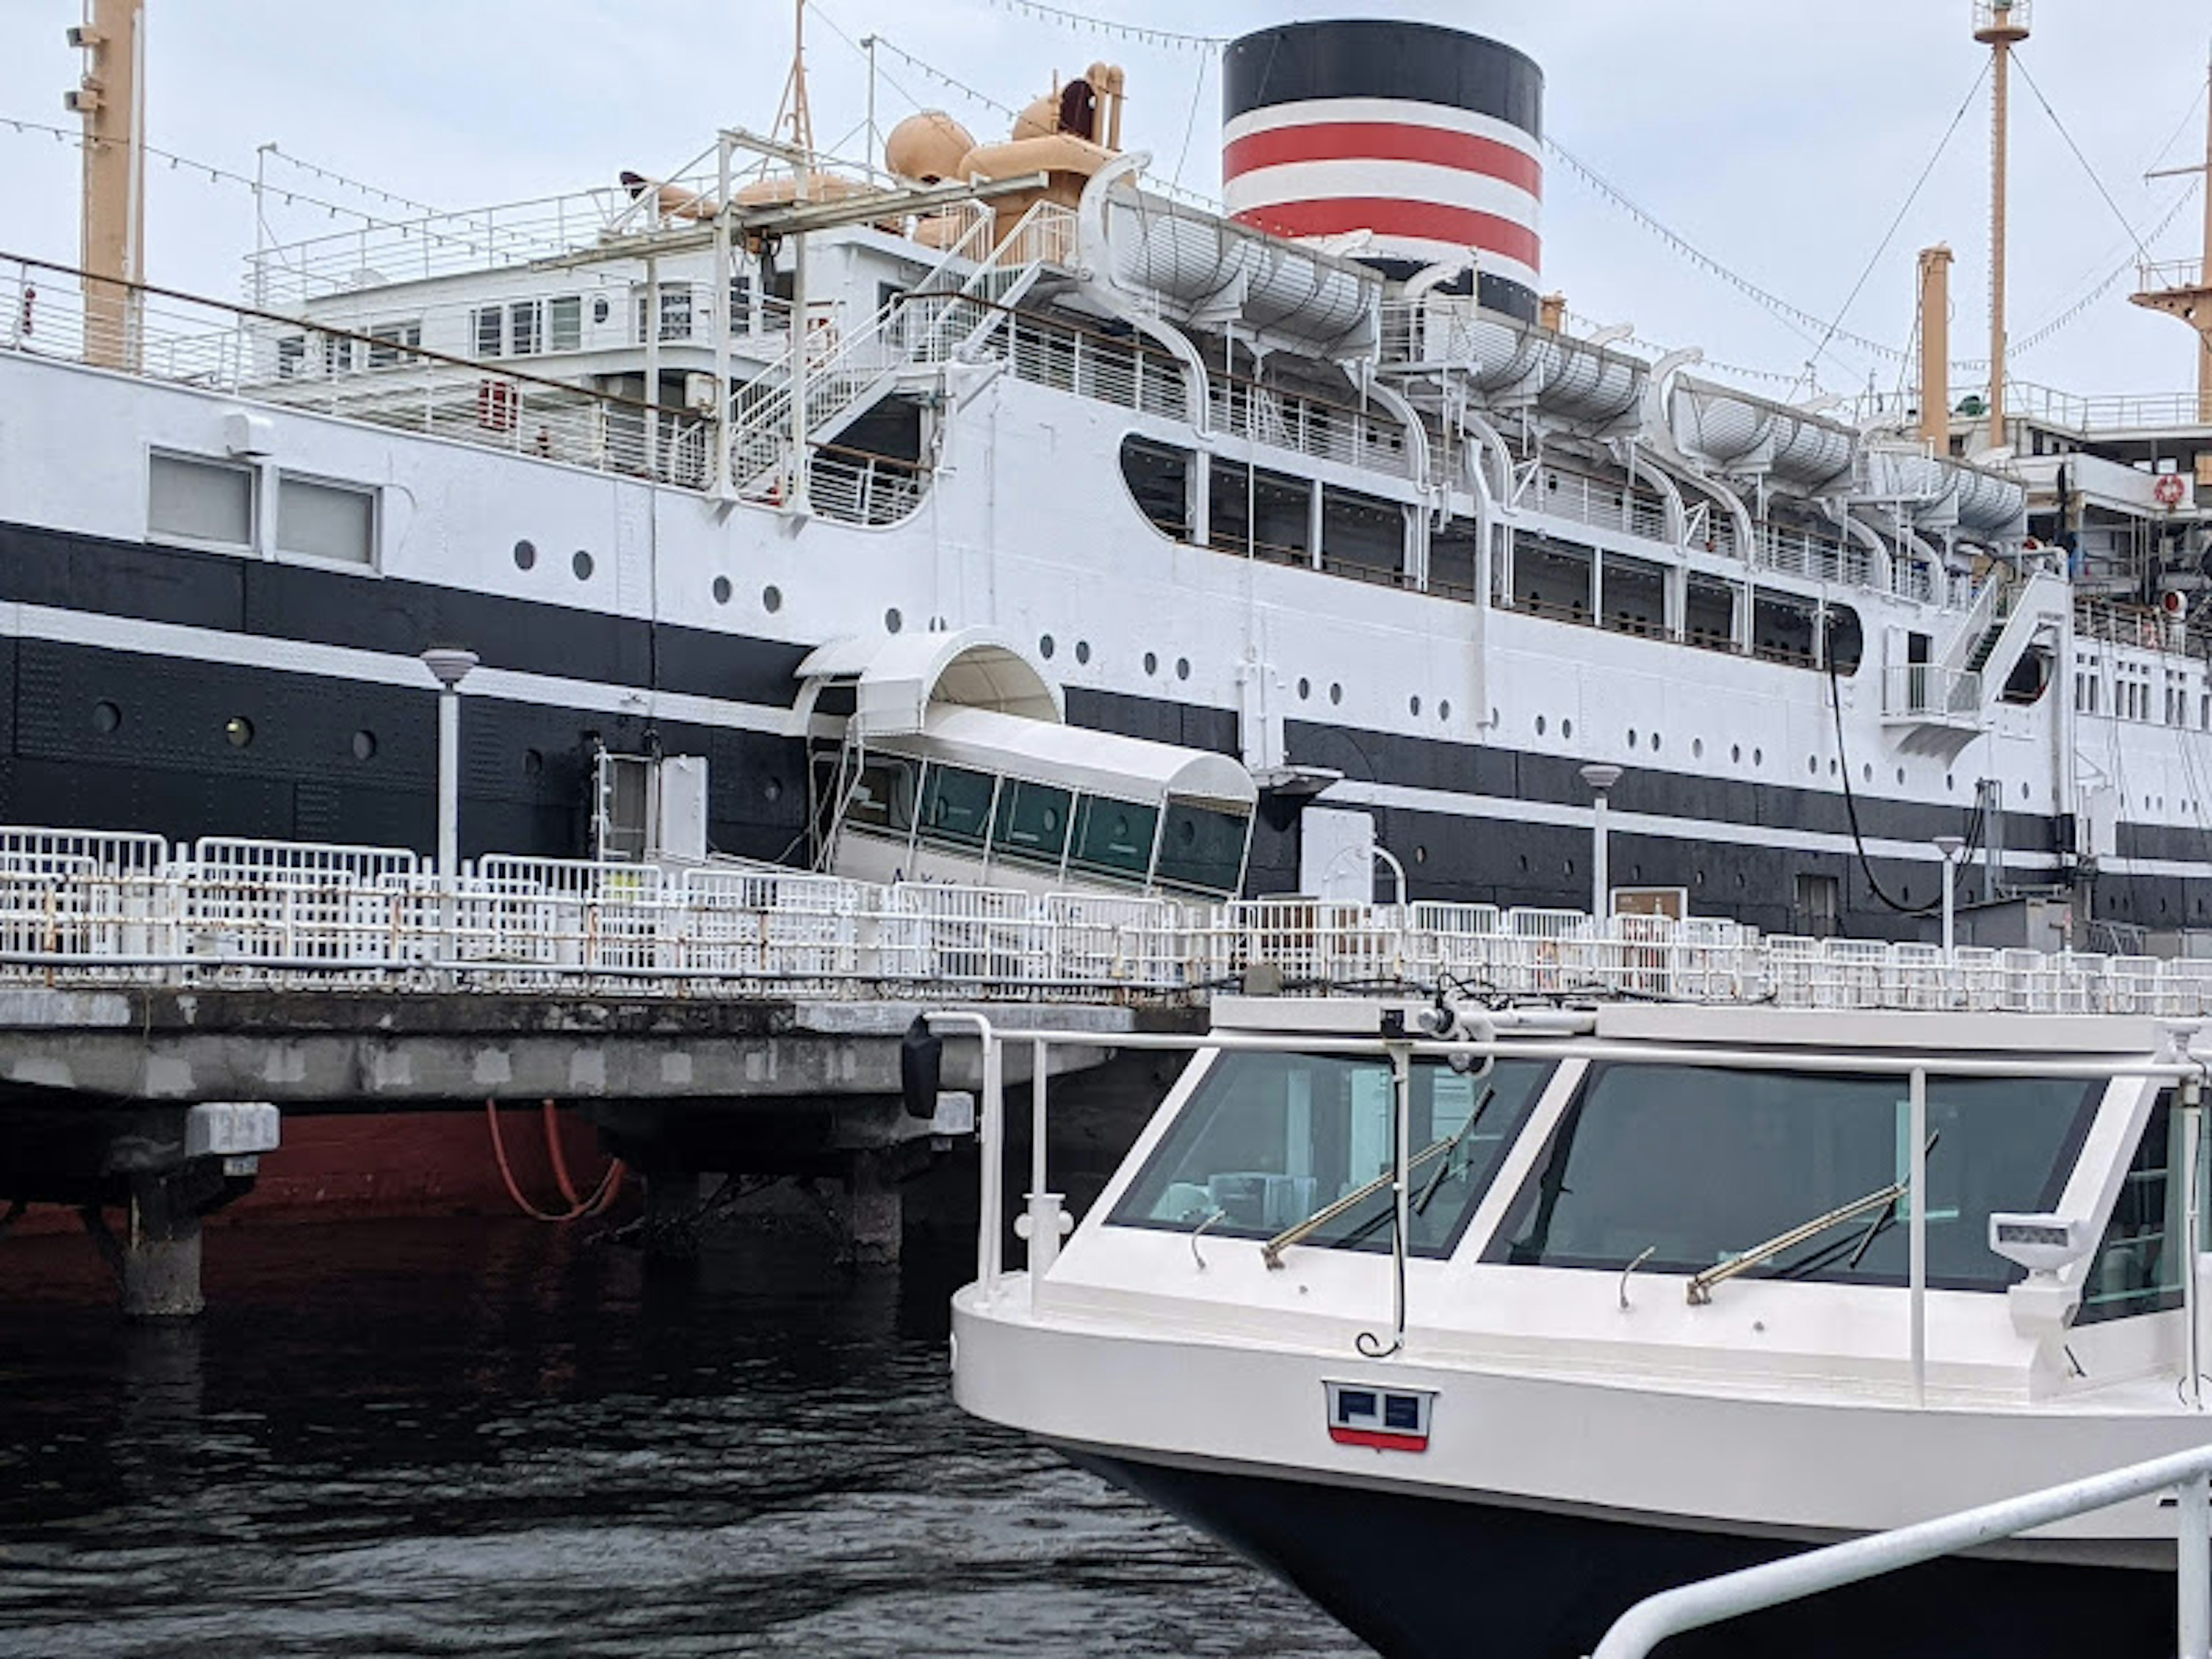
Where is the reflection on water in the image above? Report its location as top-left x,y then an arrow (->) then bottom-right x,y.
0,1218 -> 1365,1657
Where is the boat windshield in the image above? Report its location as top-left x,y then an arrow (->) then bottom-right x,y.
1485,1063 -> 2100,1291
1108,1051 -> 1555,1259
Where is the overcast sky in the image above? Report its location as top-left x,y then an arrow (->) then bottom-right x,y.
2,1 -> 2207,401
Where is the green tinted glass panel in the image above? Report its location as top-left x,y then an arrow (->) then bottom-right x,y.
846,756 -> 917,834
990,779 -> 1072,866
1154,802 -> 1249,896
1110,1052 -> 1555,1260
1069,796 -> 1156,880
918,764 -> 994,848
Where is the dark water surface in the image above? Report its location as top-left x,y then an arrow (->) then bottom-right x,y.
0,1218 -> 1364,1658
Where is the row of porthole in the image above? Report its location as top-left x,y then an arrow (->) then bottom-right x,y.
91,701 -> 374,759
514,540 -> 596,582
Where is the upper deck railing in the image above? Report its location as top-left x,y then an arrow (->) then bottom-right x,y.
2,825 -> 2209,1018
2005,379 -> 2212,433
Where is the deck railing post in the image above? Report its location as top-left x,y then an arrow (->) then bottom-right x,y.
1908,1065 -> 1928,1406
2183,1470 -> 2211,1659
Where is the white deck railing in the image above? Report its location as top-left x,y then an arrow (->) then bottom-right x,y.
1,825 -> 2211,1013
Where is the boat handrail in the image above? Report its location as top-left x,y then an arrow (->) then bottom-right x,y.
1588,1442 -> 2212,1659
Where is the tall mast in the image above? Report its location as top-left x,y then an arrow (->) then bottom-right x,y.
1974,1 -> 2031,453
66,0 -> 146,371
2130,41 -> 2212,423
771,0 -> 815,162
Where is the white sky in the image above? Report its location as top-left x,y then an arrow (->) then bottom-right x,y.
2,1 -> 2207,400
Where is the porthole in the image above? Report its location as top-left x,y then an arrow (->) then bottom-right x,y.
712,576 -> 732,605
1735,872 -> 1747,889
571,550 -> 593,581
1649,732 -> 1660,752
513,539 -> 537,571
1562,719 -> 1574,739
1517,853 -> 1531,873
1536,715 -> 1548,736
1144,652 -> 1159,676
1330,683 -> 1343,706
1414,846 -> 1428,865
763,778 -> 783,803
1564,858 -> 1576,878
1075,640 -> 1091,665
1438,700 -> 1451,722
91,700 -> 120,734
1730,744 -> 1741,763
2021,782 -> 2030,801
763,585 -> 783,613
524,748 -> 544,778
1862,763 -> 1873,783
1628,728 -> 1638,748
1946,774 -> 1956,792
351,730 -> 377,762
225,716 -> 254,748
1410,695 -> 1423,717
1752,748 -> 1763,767
1808,756 -> 1819,775
885,608 -> 903,634
591,296 -> 610,324
1694,870 -> 1707,887
1692,738 -> 1705,759
1828,759 -> 1838,777
1039,634 -> 1056,660
1176,657 -> 1191,681
1896,767 -> 1907,786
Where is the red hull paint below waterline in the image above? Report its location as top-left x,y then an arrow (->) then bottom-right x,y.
10,1108 -> 621,1236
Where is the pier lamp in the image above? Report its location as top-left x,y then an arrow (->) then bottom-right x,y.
420,647 -> 479,885
1933,834 -> 1967,959
1580,764 -> 1623,927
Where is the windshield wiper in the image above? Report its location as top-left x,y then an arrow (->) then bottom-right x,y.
1260,1086 -> 1494,1269
1686,1132 -> 1940,1306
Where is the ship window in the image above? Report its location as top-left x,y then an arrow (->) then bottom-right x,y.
1685,574 -> 1737,652
990,778 -> 1073,869
1753,594 -> 1819,667
636,287 -> 695,343
321,332 -> 355,375
1110,1052 -> 1556,1259
843,755 -> 918,835
1600,552 -> 1666,638
1431,517 -> 1480,601
472,305 -> 503,358
509,300 -> 541,357
1825,605 -> 1864,676
2077,1092 -> 2192,1324
1515,533 -> 1594,624
918,764 -> 995,849
1119,434 -> 1192,534
276,474 -> 376,566
1486,1065 -> 2098,1291
1208,457 -> 1252,556
365,321 -> 422,370
1320,487 -> 1403,582
1068,796 -> 1157,881
1153,802 -> 1251,898
548,296 -> 583,353
149,452 -> 255,549
276,335 -> 306,378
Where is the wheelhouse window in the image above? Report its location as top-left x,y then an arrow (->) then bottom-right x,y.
1486,1064 -> 2097,1291
1110,1052 -> 1556,1258
1067,796 -> 1156,882
2077,1092 -> 2192,1324
149,452 -> 255,548
990,778 -> 1073,870
1154,801 -> 1249,898
844,756 -> 917,835
918,763 -> 994,849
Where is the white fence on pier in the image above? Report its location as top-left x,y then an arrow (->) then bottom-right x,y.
0,826 -> 2210,1017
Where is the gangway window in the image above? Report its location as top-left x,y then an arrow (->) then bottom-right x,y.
1068,796 -> 1156,882
1110,1052 -> 1556,1258
919,764 -> 995,849
1155,802 -> 1251,898
1487,1064 -> 2098,1291
845,755 -> 918,835
991,779 -> 1073,870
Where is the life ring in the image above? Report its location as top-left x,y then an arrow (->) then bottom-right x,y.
2154,472 -> 2187,508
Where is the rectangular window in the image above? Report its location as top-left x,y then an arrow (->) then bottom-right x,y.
509,300 -> 541,357
1486,1065 -> 2098,1291
1251,470 -> 1312,566
1154,802 -> 1251,897
917,764 -> 995,849
1793,872 -> 1841,939
276,474 -> 376,566
1109,1052 -> 1556,1259
149,452 -> 254,548
2077,1092 -> 2189,1324
473,306 -> 503,358
990,778 -> 1073,869
844,756 -> 918,835
1068,796 -> 1158,881
637,287 -> 694,343
365,321 -> 422,370
321,332 -> 355,375
548,294 -> 582,353
1319,486 -> 1405,581
276,335 -> 306,379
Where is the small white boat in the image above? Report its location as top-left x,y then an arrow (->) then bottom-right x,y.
950,990 -> 2212,1657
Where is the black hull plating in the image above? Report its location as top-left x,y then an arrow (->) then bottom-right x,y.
1074,1452 -> 2170,1659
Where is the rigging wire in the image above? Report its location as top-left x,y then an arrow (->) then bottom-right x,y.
1796,58 -> 1991,395
2013,55 -> 2156,266
1170,40 -> 1210,191
982,0 -> 1225,51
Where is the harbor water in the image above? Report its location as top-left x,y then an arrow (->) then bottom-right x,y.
0,1215 -> 1362,1657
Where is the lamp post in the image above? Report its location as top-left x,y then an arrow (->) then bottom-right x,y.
1933,834 -> 1967,957
420,647 -> 479,883
1581,763 -> 1624,926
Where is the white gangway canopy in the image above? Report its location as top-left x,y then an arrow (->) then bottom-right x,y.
796,627 -> 1063,737
909,705 -> 1257,811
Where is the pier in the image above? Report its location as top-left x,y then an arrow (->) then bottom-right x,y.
6,825 -> 2212,1315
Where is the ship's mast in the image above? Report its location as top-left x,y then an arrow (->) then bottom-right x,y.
2130,41 -> 2212,423
1974,0 -> 2031,453
65,0 -> 146,371
770,0 -> 816,162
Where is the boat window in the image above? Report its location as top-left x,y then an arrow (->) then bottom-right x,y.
1486,1065 -> 2097,1291
2077,1092 -> 2191,1324
1119,437 -> 1191,540
918,764 -> 994,849
149,452 -> 255,549
990,779 -> 1072,868
1068,796 -> 1156,881
276,474 -> 376,566
1153,802 -> 1249,897
843,755 -> 918,835
1826,604 -> 1864,676
548,295 -> 583,353
1320,487 -> 1404,583
1109,1052 -> 1557,1259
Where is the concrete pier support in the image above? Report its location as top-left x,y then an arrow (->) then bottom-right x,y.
839,1149 -> 902,1266
121,1171 -> 206,1320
